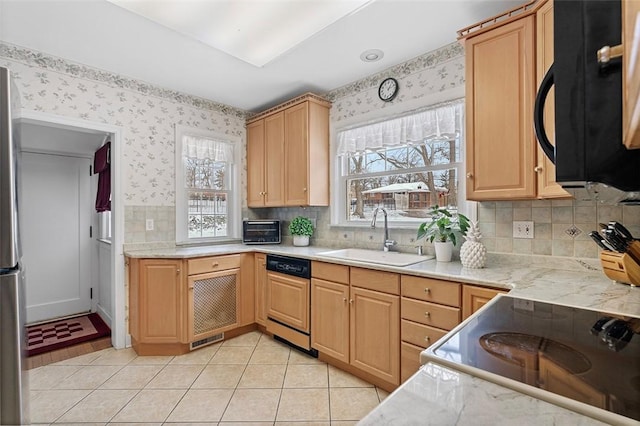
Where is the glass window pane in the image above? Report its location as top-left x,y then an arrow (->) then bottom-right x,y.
188,191 -> 228,238
428,137 -> 460,165
184,158 -> 227,190
347,168 -> 458,223
385,147 -> 408,170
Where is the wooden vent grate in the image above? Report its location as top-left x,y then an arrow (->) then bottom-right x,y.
192,274 -> 237,335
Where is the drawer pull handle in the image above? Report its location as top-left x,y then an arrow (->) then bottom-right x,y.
424,287 -> 430,293
424,311 -> 430,318
424,336 -> 431,343
212,262 -> 219,267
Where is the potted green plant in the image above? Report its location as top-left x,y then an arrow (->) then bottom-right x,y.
416,206 -> 470,262
289,216 -> 314,246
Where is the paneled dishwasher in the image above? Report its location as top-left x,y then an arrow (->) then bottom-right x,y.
265,254 -> 317,356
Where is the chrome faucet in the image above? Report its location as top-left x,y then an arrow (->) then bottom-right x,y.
371,207 -> 397,252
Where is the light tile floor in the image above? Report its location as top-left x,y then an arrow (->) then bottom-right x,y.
28,331 -> 389,425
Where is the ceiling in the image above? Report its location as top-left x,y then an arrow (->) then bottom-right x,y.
0,0 -> 522,113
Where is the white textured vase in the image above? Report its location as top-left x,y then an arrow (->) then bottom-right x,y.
460,241 -> 487,268
434,241 -> 453,262
293,235 -> 310,247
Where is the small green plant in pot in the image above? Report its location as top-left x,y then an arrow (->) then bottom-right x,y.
416,206 -> 470,262
289,216 -> 314,247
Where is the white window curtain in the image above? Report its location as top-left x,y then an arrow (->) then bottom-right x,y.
336,100 -> 464,155
182,134 -> 234,163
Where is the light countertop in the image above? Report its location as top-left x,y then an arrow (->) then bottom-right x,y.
125,243 -> 640,425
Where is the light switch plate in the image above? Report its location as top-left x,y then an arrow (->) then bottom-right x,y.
513,221 -> 534,239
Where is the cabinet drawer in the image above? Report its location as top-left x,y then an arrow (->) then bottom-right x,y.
401,319 -> 447,349
401,275 -> 460,307
351,267 -> 399,295
188,255 -> 241,276
312,261 -> 349,284
401,341 -> 424,383
401,298 -> 460,330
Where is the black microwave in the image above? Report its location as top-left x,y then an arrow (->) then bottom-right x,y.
534,0 -> 640,204
242,220 -> 281,244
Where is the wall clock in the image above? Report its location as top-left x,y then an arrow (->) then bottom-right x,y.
378,77 -> 399,102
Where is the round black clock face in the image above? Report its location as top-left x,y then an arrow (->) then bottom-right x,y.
378,77 -> 398,102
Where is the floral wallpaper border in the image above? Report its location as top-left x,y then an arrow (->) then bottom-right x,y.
0,42 -> 248,119
326,42 -> 464,101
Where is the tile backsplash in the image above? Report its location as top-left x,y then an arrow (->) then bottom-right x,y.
477,191 -> 640,259
251,188 -> 640,260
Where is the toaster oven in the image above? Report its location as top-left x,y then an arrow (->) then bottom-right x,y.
242,220 -> 281,244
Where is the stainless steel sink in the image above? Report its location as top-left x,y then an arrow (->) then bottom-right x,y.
316,248 -> 432,267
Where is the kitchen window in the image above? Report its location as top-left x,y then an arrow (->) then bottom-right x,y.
175,125 -> 241,243
336,100 -> 466,225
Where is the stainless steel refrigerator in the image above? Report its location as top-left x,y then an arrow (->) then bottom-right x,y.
0,66 -> 28,424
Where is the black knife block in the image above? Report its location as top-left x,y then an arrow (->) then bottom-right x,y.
600,241 -> 640,286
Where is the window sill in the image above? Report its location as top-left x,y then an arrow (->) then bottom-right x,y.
175,238 -> 243,247
330,222 -> 424,231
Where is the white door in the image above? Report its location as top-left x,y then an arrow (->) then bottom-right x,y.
21,152 -> 92,323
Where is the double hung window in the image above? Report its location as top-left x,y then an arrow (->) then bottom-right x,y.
336,100 -> 465,224
176,126 -> 240,243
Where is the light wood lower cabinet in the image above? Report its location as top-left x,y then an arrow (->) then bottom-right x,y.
128,253 -> 254,355
311,262 -> 400,387
350,286 -> 400,386
128,258 -> 187,355
254,253 -> 267,326
401,341 -> 424,383
311,278 -> 349,363
400,275 -> 461,382
462,285 -> 507,320
187,268 -> 240,342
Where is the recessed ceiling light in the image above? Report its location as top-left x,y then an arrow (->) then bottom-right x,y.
360,49 -> 384,62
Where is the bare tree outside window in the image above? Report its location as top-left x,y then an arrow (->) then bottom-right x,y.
344,136 -> 462,223
185,157 -> 229,238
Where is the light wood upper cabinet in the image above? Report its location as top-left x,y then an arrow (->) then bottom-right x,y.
465,16 -> 537,200
463,0 -> 569,200
535,0 -> 569,198
623,0 -> 640,149
246,93 -> 330,207
246,120 -> 266,207
246,113 -> 285,207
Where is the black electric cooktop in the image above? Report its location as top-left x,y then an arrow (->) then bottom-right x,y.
423,295 -> 640,425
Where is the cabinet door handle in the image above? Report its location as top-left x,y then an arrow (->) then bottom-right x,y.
349,299 -> 354,304
466,173 -> 473,179
343,297 -> 347,302
303,187 -> 307,192
534,166 -> 543,173
424,287 -> 430,293
424,311 -> 430,318
176,269 -> 180,273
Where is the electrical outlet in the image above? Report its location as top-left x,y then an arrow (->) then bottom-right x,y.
513,221 -> 534,239
146,219 -> 154,231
